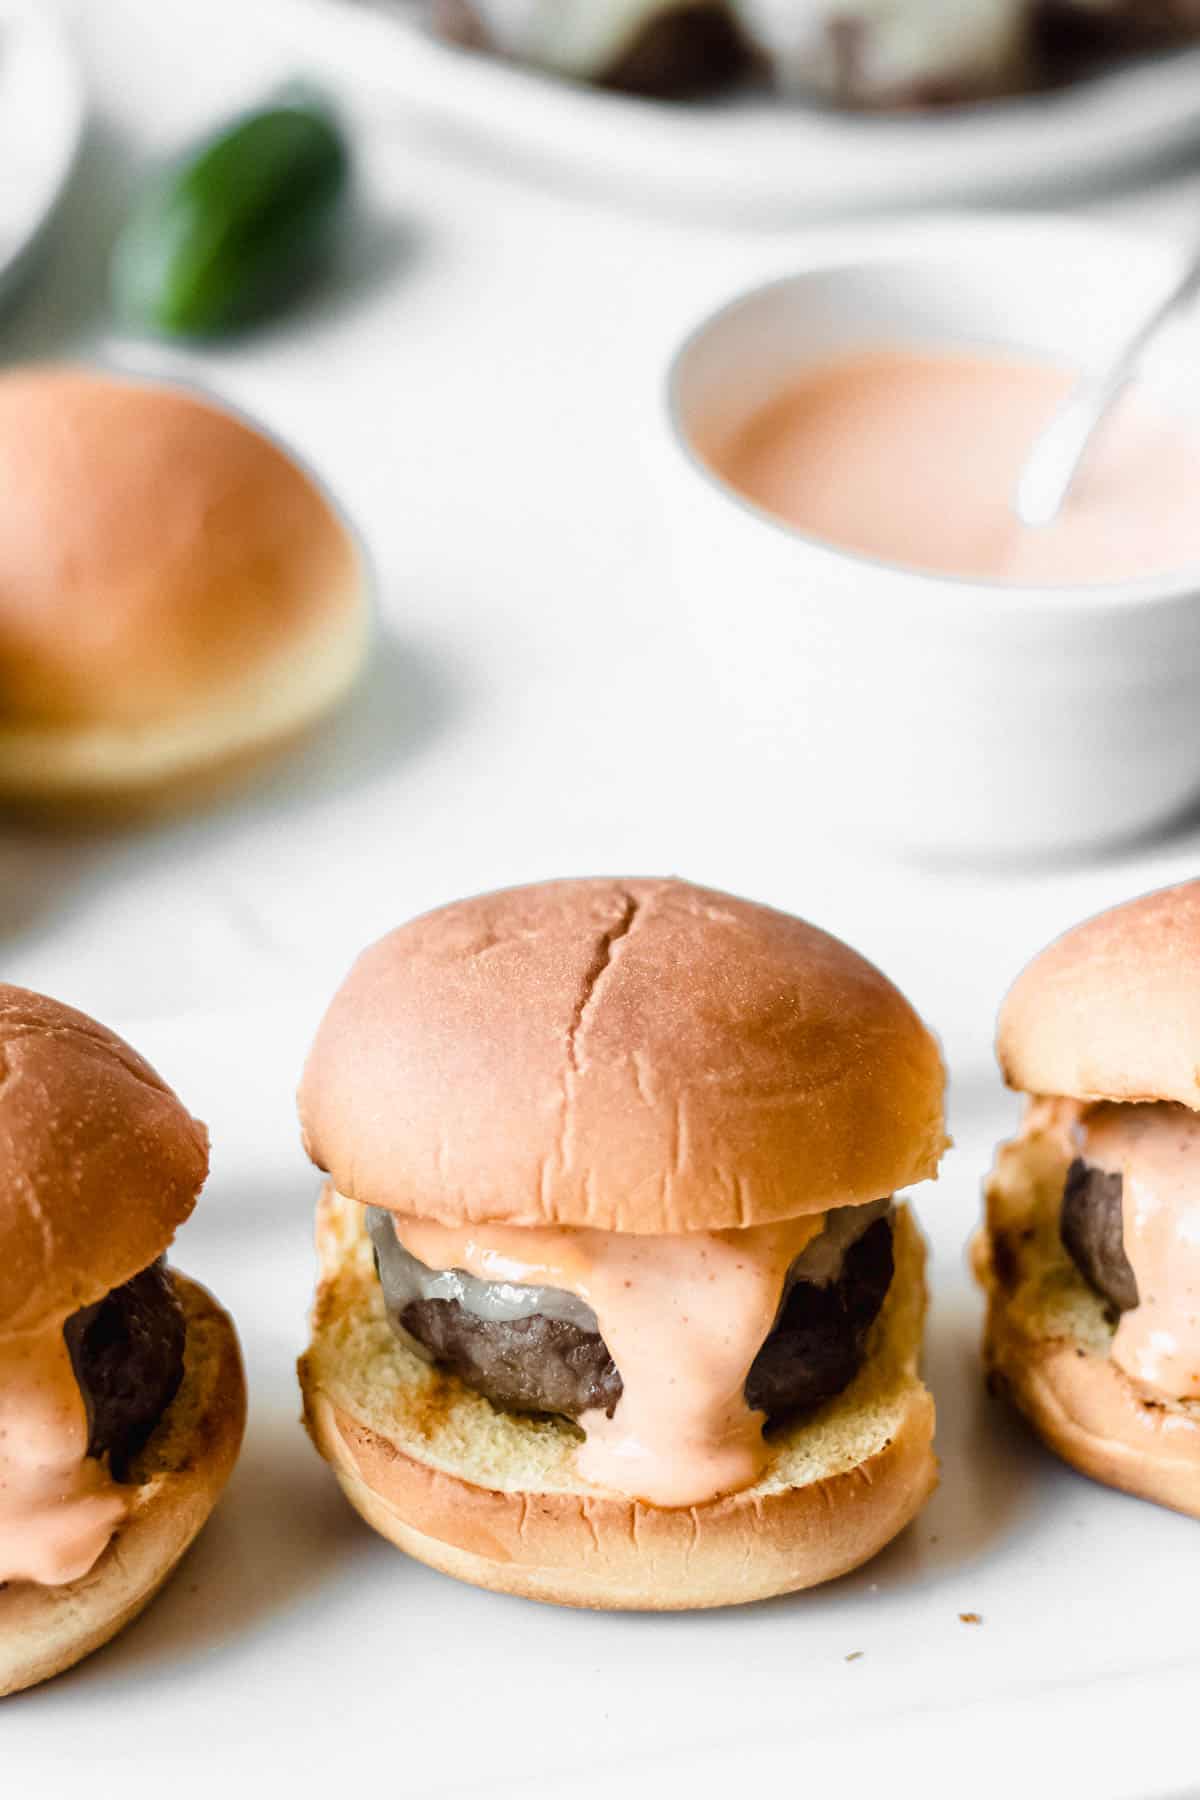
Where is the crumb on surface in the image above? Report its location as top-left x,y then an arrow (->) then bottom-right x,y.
959,1612 -> 983,1625
845,1651 -> 864,1662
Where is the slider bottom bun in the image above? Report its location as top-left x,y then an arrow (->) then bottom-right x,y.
300,1187 -> 937,1611
0,1274 -> 246,1697
976,1125 -> 1200,1517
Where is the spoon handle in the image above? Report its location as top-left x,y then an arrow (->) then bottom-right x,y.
1014,250 -> 1200,530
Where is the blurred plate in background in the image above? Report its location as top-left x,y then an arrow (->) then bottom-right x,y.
280,0 -> 1200,219
0,0 -> 84,305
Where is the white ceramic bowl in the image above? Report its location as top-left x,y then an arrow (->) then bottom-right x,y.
664,216 -> 1200,858
0,1 -> 85,306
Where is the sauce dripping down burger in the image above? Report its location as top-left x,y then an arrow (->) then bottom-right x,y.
298,877 -> 947,1610
978,878 -> 1200,1516
0,986 -> 246,1696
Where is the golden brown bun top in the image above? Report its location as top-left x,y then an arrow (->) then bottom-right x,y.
0,986 -> 209,1336
299,877 -> 947,1232
0,366 -> 362,729
999,879 -> 1200,1107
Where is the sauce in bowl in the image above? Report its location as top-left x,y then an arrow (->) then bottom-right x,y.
704,346 -> 1200,586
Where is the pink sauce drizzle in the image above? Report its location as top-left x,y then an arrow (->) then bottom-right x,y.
391,1213 -> 826,1507
1082,1103 -> 1200,1401
0,1325 -> 127,1586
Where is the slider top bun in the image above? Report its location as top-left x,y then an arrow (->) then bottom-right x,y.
299,877 -> 947,1234
0,366 -> 363,735
998,880 -> 1200,1108
0,986 -> 209,1338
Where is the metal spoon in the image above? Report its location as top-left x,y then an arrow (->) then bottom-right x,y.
1014,248 -> 1200,530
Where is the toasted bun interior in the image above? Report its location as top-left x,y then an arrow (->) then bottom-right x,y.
998,880 -> 1200,1107
0,1272 -> 247,1696
0,367 -> 368,808
976,1116 -> 1200,1516
299,1186 -> 937,1610
0,985 -> 209,1336
300,877 -> 947,1233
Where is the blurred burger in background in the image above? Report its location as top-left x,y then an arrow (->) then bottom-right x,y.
299,877 -> 947,1609
433,0 -> 749,95
430,0 -> 1200,107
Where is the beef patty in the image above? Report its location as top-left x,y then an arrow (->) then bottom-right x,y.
1060,1158 -> 1139,1316
603,6 -> 749,96
744,1218 -> 893,1418
432,0 -> 746,96
379,1213 -> 894,1427
64,1259 -> 186,1481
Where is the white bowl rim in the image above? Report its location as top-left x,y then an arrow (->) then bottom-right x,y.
664,210 -> 1200,615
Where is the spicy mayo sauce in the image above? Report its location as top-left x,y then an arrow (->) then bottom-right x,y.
706,347 -> 1200,586
1082,1102 -> 1200,1400
392,1213 -> 827,1507
0,1324 -> 127,1586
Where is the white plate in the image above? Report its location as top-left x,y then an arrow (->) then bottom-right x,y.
283,0 -> 1200,218
4,1005 -> 1199,1798
0,1 -> 84,303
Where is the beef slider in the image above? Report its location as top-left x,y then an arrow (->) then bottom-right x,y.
0,981 -> 246,1699
299,876 -> 947,1607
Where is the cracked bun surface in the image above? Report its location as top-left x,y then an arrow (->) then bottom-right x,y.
299,876 -> 948,1233
0,366 -> 368,814
299,878 -> 945,1606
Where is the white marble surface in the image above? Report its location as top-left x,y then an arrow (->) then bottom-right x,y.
0,3 -> 84,294
6,5 -> 1200,1793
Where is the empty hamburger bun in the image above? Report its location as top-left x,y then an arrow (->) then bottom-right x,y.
975,1114 -> 1200,1517
0,1273 -> 246,1697
997,880 -> 1200,1110
300,1185 -> 936,1610
299,876 -> 948,1233
0,366 -> 368,815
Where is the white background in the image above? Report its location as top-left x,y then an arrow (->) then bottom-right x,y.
5,3 -> 1200,1793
